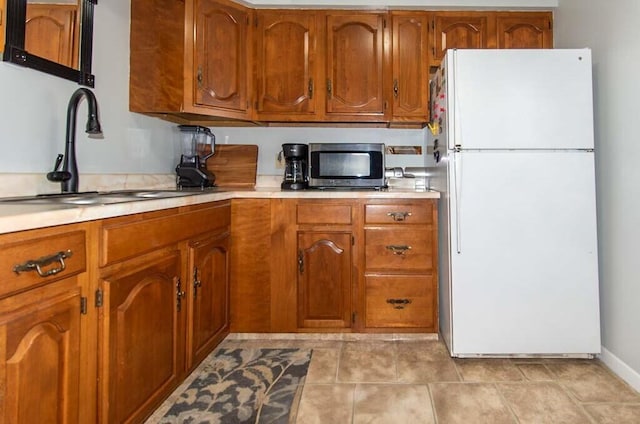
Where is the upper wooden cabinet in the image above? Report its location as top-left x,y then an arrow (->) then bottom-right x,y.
254,10 -> 319,120
325,12 -> 388,121
130,1 -> 552,126
496,12 -> 553,49
429,11 -> 553,69
129,0 -> 252,122
391,11 -> 430,123
191,0 -> 251,114
430,12 -> 491,68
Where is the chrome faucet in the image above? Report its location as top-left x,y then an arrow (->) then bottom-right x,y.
47,88 -> 102,193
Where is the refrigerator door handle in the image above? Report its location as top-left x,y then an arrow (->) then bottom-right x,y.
453,149 -> 462,254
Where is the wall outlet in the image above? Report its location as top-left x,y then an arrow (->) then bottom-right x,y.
275,151 -> 285,169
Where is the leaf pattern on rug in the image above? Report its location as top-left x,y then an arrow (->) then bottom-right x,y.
159,348 -> 312,424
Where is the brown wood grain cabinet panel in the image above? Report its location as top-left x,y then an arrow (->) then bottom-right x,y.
365,228 -> 434,272
230,199 -> 272,332
0,223 -> 95,423
1,0 -> 5,54
297,231 -> 352,329
0,281 -> 82,424
129,0 -> 185,113
100,202 -> 230,266
25,3 -> 78,68
255,10 -> 319,118
297,203 -> 352,225
325,12 -> 387,119
430,12 -> 492,69
0,228 -> 86,298
365,274 -> 435,330
193,0 -> 249,113
187,232 -> 230,370
391,12 -> 430,122
365,202 -> 433,225
496,12 -> 553,49
100,252 -> 184,424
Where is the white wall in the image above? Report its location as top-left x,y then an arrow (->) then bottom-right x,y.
0,0 -> 177,179
556,0 -> 640,390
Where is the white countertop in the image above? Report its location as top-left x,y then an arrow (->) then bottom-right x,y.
0,187 -> 440,235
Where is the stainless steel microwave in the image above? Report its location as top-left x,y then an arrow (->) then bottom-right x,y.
308,143 -> 386,189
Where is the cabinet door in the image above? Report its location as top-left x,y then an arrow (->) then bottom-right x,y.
297,232 -> 352,328
187,232 -> 230,370
431,12 -> 490,68
255,11 -> 318,118
193,0 -> 249,114
0,283 -> 81,424
325,13 -> 386,119
100,253 -> 184,424
391,12 -> 429,121
496,12 -> 553,49
25,4 -> 78,68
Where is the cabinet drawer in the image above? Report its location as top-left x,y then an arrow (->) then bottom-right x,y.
365,275 -> 435,329
297,203 -> 352,225
365,228 -> 433,272
0,229 -> 86,298
365,202 -> 433,225
101,202 -> 230,266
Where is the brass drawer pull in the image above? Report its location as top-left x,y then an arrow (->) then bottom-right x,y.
385,245 -> 411,255
387,211 -> 412,221
13,250 -> 73,277
386,298 -> 412,309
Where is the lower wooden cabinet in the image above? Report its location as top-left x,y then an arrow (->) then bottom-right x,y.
297,231 -> 352,329
0,283 -> 82,424
186,231 -> 230,370
99,252 -> 185,424
0,223 -> 90,424
364,274 -> 435,329
231,198 -> 438,333
97,201 -> 231,423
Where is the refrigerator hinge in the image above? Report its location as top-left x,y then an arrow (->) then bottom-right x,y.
454,145 -> 462,152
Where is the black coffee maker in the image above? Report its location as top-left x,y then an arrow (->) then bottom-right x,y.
176,125 -> 216,189
281,143 -> 308,190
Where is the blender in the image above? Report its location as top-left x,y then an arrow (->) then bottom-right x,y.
175,125 -> 216,188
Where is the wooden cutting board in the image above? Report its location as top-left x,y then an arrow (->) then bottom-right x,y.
205,144 -> 258,187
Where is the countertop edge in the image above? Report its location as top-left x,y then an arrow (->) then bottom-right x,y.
0,188 -> 440,235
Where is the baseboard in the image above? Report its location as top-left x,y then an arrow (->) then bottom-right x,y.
599,346 -> 640,392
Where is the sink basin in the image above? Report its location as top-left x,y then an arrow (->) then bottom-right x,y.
0,189 -> 211,206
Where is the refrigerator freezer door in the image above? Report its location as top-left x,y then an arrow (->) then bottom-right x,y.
447,150 -> 600,355
447,49 -> 595,151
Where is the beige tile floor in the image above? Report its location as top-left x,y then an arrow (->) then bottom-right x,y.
150,336 -> 640,424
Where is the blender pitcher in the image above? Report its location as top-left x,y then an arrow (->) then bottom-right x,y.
175,125 -> 216,188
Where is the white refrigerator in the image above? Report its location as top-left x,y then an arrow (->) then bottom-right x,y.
431,49 -> 601,357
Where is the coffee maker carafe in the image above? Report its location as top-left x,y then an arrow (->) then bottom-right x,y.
281,143 -> 308,190
176,125 -> 216,189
